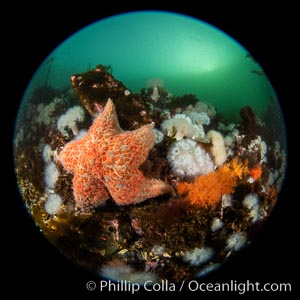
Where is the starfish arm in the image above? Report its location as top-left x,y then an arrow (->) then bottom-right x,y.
89,98 -> 123,140
73,173 -> 109,210
58,139 -> 85,173
105,169 -> 174,205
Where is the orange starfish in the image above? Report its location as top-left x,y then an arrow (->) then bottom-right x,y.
58,99 -> 172,210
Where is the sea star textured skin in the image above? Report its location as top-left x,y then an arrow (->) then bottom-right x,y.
58,99 -> 172,209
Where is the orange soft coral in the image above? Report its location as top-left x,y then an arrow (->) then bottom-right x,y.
249,164 -> 262,180
177,158 -> 248,207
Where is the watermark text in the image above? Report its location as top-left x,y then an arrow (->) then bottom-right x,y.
86,279 -> 292,294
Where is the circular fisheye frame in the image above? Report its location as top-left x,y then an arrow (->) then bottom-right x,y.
14,11 -> 286,283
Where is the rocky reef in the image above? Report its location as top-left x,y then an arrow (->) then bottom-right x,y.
14,64 -> 286,283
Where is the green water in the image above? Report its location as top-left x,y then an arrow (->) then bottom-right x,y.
25,11 -> 278,120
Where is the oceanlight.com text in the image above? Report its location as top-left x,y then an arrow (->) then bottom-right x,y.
187,280 -> 292,294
